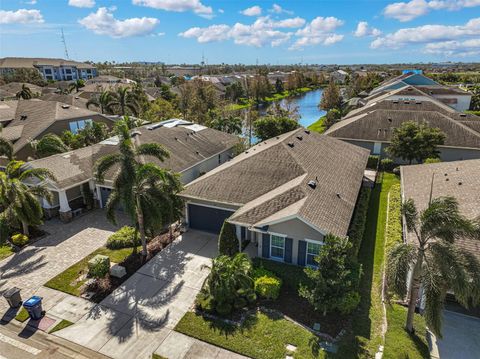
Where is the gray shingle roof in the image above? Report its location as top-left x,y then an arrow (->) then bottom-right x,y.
325,109 -> 480,149
0,57 -> 94,69
182,129 -> 370,236
28,124 -> 239,189
401,159 -> 480,258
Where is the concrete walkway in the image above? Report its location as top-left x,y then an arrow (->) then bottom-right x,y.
0,210 -> 127,315
429,310 -> 480,359
55,230 -> 230,359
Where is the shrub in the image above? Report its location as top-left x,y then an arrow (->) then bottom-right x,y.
252,258 -> 309,290
11,233 -> 29,247
380,158 -> 395,172
252,267 -> 275,279
337,291 -> 361,315
218,221 -> 239,256
106,226 -> 138,249
233,297 -> 248,309
196,291 -> 215,312
254,275 -> 282,300
425,157 -> 441,164
88,254 -> 110,278
367,155 -> 380,169
347,187 -> 371,258
216,301 -> 232,316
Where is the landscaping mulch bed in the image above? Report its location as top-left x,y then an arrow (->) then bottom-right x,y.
258,286 -> 348,338
84,229 -> 181,303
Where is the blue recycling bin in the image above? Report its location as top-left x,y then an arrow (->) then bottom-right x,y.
23,296 -> 43,320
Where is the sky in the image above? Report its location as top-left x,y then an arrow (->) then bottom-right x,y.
0,0 -> 479,64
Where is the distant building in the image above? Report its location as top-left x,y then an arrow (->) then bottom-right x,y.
0,57 -> 97,81
330,70 -> 349,84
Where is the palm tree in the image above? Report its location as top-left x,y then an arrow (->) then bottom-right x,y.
106,87 -> 139,116
31,133 -> 70,158
209,115 -> 242,135
95,121 -> 182,258
387,197 -> 480,336
16,84 -> 33,100
0,126 -> 14,161
0,160 -> 55,237
68,79 -> 85,93
86,90 -> 112,114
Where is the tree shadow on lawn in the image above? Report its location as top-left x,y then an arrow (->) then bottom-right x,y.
204,310 -> 260,338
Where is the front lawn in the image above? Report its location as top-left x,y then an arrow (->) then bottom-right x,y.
49,319 -> 74,333
383,304 -> 429,359
44,246 -> 138,297
0,244 -> 14,261
175,311 -> 328,359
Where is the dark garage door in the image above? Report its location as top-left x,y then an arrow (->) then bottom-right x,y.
188,204 -> 234,234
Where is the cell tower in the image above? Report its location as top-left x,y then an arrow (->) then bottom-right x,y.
61,28 -> 70,59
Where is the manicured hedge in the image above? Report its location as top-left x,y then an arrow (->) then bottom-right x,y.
106,226 -> 139,250
252,258 -> 309,290
347,187 -> 372,258
385,183 -> 403,254
380,158 -> 396,172
254,274 -> 282,300
367,155 -> 380,170
218,221 -> 239,256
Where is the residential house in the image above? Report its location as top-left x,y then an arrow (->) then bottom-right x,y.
330,70 -> 349,84
25,119 -> 239,222
180,129 -> 370,266
401,159 -> 480,310
0,99 -> 115,164
369,72 -> 472,111
0,57 -> 97,81
0,82 -> 43,100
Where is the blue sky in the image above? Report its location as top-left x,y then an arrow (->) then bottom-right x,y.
0,0 -> 479,64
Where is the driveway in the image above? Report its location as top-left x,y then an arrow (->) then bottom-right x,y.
429,310 -> 480,359
55,230 -> 219,359
0,210 -> 127,316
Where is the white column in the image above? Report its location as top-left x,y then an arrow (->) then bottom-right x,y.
58,190 -> 71,213
96,186 -> 103,208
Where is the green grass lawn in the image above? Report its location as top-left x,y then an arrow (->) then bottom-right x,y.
0,243 -> 14,261
383,304 -> 429,359
44,246 -> 138,296
175,311 -> 329,359
15,307 -> 30,322
49,319 -> 74,334
336,173 -> 400,358
308,116 -> 326,134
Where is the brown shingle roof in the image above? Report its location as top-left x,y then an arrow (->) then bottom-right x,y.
0,57 -> 94,69
28,124 -> 239,189
182,129 -> 370,236
325,109 -> 480,149
39,93 -> 90,109
401,160 -> 480,258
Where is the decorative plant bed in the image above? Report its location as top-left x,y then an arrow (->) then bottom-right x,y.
45,229 -> 180,302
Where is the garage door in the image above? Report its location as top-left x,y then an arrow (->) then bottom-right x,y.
188,204 -> 234,234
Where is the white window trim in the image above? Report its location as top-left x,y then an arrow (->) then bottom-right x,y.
269,233 -> 286,262
305,238 -> 324,268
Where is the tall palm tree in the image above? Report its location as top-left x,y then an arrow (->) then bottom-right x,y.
31,133 -> 70,158
16,84 -> 33,100
209,115 -> 243,135
86,90 -> 112,114
0,160 -> 55,236
68,79 -> 85,93
95,121 -> 182,258
387,197 -> 480,336
106,87 -> 139,116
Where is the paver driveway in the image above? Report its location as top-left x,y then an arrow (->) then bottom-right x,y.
0,210 -> 127,315
55,230 -> 218,359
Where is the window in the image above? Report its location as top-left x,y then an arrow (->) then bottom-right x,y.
44,69 -> 52,74
270,235 -> 285,260
69,119 -> 93,134
306,241 -> 322,266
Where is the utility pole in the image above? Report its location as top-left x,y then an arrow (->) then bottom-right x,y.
61,28 -> 70,59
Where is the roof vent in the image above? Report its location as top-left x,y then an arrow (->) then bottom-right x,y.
287,142 -> 295,148
296,135 -> 303,141
446,178 -> 449,181
458,182 -> 462,186
387,118 -> 392,122
61,104 -> 70,109
307,180 -> 317,189
416,101 -> 422,104
393,100 -> 399,104
276,136 -> 280,139
404,101 -> 410,104
336,193 -> 341,198
20,115 -> 27,121
174,137 -> 178,141
196,151 -> 200,155
460,114 -> 466,117
305,130 -> 310,134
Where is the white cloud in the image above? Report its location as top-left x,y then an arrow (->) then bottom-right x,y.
290,16 -> 345,49
240,5 -> 262,16
272,17 -> 305,28
79,7 -> 159,38
0,9 -> 44,24
270,4 -> 294,14
180,24 -> 230,43
424,38 -> 480,56
132,0 -> 213,17
68,0 -> 95,7
371,17 -> 480,48
384,0 -> 480,22
354,21 -> 382,37
25,0 -> 37,4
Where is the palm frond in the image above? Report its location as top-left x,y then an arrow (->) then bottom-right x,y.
135,143 -> 170,162
0,137 -> 13,160
402,199 -> 418,233
94,153 -> 122,182
386,242 -> 417,298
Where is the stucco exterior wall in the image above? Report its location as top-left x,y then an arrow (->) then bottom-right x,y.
180,148 -> 233,184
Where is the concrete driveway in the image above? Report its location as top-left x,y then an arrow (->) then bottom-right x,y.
429,310 -> 480,359
55,230 -> 218,359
